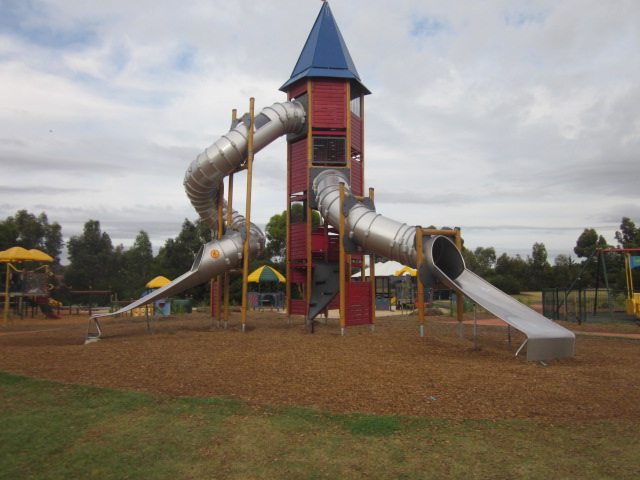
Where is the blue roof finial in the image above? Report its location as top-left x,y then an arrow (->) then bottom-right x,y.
280,2 -> 370,94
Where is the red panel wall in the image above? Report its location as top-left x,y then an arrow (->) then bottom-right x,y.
289,298 -> 308,315
289,139 -> 308,194
289,223 -> 307,260
350,158 -> 363,197
289,265 -> 307,283
288,81 -> 307,100
351,113 -> 362,151
345,282 -> 372,326
312,80 -> 347,129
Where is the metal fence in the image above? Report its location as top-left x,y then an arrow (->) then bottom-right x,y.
542,288 -> 635,324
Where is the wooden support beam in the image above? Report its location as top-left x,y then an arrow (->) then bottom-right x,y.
241,97 -> 255,332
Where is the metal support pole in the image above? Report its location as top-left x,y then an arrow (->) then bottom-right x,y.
515,339 -> 528,357
241,98 -> 255,333
415,226 -> 425,337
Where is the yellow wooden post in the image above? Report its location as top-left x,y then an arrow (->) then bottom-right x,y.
241,98 -> 255,332
213,183 -> 224,326
305,80 -> 314,322
223,173 -> 234,328
339,182 -> 346,335
306,199 -> 313,322
416,226 -> 425,337
3,263 -> 10,325
369,187 -> 376,331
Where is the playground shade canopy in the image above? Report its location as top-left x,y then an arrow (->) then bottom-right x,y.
395,266 -> 417,277
146,276 -> 171,289
0,247 -> 53,262
247,266 -> 286,283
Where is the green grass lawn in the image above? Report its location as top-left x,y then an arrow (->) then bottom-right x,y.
1,372 -> 638,479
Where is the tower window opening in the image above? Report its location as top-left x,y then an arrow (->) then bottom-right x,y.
350,96 -> 361,117
313,136 -> 346,166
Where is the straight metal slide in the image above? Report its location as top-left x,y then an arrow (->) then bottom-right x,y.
424,236 -> 575,361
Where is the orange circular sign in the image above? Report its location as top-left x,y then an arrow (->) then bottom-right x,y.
210,249 -> 220,258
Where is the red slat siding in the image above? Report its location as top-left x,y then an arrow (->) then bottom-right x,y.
289,223 -> 308,260
289,139 -> 308,194
210,280 -> 219,317
327,296 -> 340,311
288,81 -> 307,99
350,159 -> 363,197
312,81 -> 347,129
345,282 -> 372,326
290,265 -> 307,283
289,299 -> 308,315
351,113 -> 362,151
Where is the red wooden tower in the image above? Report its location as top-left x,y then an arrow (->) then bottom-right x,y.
280,2 -> 374,328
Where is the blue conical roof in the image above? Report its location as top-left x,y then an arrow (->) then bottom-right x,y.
280,2 -> 370,94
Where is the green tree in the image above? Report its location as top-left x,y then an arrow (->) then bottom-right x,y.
526,242 -> 553,289
107,231 -> 155,300
64,220 -> 114,290
552,254 -> 580,288
126,231 -> 153,281
263,206 -> 321,262
574,228 -> 608,258
472,246 -> 496,277
490,253 -> 529,294
0,210 -> 63,263
154,219 -> 212,301
615,217 -> 640,249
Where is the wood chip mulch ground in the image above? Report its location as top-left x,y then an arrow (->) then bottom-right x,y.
1,310 -> 639,422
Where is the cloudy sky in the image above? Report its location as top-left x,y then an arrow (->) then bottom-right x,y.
1,0 -> 638,264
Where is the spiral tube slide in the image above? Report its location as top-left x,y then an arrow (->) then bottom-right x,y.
312,169 -> 575,361
90,101 -> 306,321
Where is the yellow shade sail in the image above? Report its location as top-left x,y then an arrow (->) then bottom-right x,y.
395,266 -> 417,277
0,246 -> 52,262
146,276 -> 172,289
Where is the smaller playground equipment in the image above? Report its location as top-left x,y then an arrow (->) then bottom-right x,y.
0,246 -> 54,323
134,276 -> 172,316
625,253 -> 640,318
247,266 -> 286,310
549,248 -> 640,323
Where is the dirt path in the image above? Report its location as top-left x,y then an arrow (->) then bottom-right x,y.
0,311 -> 639,421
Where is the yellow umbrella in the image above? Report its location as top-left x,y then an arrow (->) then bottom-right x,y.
146,276 -> 171,289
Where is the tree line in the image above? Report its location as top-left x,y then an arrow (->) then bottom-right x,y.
1,209 -> 639,305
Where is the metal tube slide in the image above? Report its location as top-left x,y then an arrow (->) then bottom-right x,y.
424,236 -> 575,361
91,101 -> 306,322
312,169 -> 575,361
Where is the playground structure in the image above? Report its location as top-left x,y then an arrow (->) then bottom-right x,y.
86,2 -> 575,361
544,248 -> 640,323
0,246 -> 59,322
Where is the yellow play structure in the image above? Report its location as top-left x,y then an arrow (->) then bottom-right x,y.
625,253 -> 640,319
